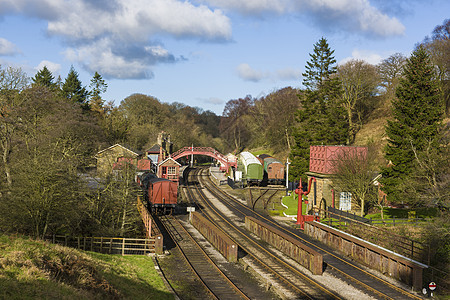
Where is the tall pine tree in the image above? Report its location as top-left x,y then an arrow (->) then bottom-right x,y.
89,71 -> 108,116
32,66 -> 57,90
290,38 -> 347,181
61,66 -> 88,108
302,37 -> 337,91
380,47 -> 444,203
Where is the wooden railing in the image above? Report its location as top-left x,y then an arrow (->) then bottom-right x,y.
47,235 -> 156,256
137,196 -> 164,254
137,196 -> 162,238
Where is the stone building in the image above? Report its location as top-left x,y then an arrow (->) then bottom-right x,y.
95,144 -> 141,176
305,145 -> 368,212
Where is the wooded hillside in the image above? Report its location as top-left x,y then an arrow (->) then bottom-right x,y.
0,19 -> 448,239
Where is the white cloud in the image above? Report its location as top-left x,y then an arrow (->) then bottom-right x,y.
237,63 -> 268,82
63,38 -> 174,79
0,0 -> 232,79
198,0 -> 288,15
203,97 -> 225,105
237,63 -> 301,82
276,67 -> 301,80
35,60 -> 61,75
0,38 -> 21,56
41,0 -> 231,42
340,49 -> 384,65
199,0 -> 405,37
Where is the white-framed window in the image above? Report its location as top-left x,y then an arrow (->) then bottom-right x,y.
167,166 -> 176,175
339,192 -> 352,211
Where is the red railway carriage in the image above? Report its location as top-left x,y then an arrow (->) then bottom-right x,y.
147,177 -> 178,214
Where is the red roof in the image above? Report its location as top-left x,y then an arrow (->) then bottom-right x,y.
309,145 -> 367,174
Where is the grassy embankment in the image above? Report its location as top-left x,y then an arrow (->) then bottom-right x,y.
266,193 -> 307,217
0,235 -> 173,300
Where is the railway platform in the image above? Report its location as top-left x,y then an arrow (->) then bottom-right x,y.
209,166 -> 228,186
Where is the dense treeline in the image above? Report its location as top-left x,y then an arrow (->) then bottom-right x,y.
0,64 -> 224,239
0,19 -> 448,242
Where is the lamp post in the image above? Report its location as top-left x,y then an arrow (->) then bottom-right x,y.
190,144 -> 194,167
285,158 -> 290,196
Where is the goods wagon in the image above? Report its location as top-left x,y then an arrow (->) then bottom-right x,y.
237,152 -> 263,186
263,157 -> 285,184
147,177 -> 178,214
137,172 -> 178,214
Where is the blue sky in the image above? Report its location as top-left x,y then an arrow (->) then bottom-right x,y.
0,0 -> 448,115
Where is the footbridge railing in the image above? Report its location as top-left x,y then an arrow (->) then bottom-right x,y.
171,147 -> 236,169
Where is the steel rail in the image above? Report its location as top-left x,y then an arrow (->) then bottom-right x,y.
201,168 -> 424,300
162,214 -> 250,300
158,215 -> 219,300
187,168 -> 341,300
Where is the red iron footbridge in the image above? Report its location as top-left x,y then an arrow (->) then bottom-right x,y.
171,147 -> 236,170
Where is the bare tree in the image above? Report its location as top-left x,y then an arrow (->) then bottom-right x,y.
420,19 -> 450,115
331,146 -> 378,216
252,87 -> 301,152
377,53 -> 407,97
220,96 -> 254,152
0,66 -> 29,188
337,60 -> 380,143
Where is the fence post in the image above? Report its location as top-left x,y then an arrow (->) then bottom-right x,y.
77,237 -> 80,249
100,237 -> 103,253
65,235 -> 68,246
122,238 -> 125,256
393,216 -> 395,226
110,238 -> 113,254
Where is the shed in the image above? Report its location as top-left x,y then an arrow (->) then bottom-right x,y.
95,144 -> 141,176
306,145 -> 368,212
157,157 -> 181,182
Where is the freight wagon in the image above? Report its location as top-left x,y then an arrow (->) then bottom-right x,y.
137,172 -> 178,214
263,156 -> 285,185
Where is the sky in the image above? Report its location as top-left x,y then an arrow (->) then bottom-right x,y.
0,0 -> 448,115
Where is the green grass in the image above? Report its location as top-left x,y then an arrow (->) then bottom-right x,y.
250,150 -> 272,156
365,207 -> 438,220
0,235 -> 173,300
282,193 -> 307,215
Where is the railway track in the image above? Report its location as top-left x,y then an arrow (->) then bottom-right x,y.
195,167 -> 424,300
159,214 -> 250,300
186,168 -> 343,299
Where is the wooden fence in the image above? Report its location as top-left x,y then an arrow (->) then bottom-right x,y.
327,207 -> 425,226
48,235 -> 156,256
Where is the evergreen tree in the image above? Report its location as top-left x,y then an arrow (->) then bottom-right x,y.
61,66 -> 88,108
89,71 -> 108,116
290,38 -> 347,181
32,66 -> 56,90
380,47 -> 444,203
302,37 -> 337,91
